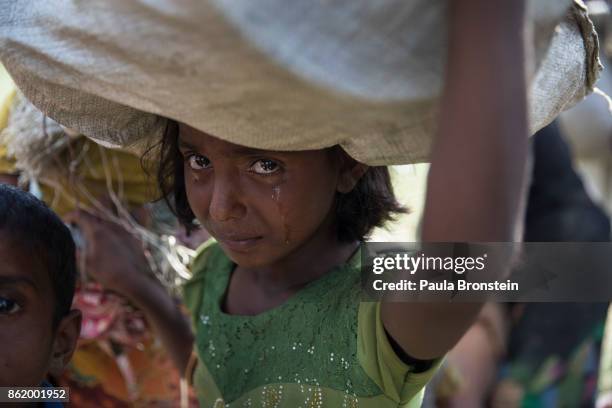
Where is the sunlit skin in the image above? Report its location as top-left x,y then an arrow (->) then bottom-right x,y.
0,233 -> 81,388
178,124 -> 367,315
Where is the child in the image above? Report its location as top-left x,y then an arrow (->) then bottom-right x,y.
67,1 -> 531,406
0,72 -> 198,406
0,184 -> 81,389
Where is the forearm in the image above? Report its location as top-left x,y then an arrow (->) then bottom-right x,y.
445,303 -> 508,406
383,0 -> 528,359
422,0 -> 529,243
125,278 -> 194,374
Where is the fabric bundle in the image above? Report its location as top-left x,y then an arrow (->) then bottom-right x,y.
0,0 -> 601,164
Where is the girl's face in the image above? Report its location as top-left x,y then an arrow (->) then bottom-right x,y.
178,124 -> 345,267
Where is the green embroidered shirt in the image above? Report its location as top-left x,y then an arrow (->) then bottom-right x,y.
183,241 -> 440,407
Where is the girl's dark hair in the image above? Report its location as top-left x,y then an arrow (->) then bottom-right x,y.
333,154 -> 407,242
152,120 -> 406,242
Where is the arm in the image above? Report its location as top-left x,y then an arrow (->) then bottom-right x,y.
63,211 -> 194,374
444,303 -> 508,406
382,0 -> 528,360
122,271 -> 195,376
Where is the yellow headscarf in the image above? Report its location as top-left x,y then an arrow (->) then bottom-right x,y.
0,65 -> 16,175
0,65 -> 155,215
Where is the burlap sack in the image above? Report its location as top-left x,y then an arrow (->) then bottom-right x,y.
0,0 -> 601,165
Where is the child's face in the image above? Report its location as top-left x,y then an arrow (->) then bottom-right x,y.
0,235 -> 81,386
179,124 -> 358,267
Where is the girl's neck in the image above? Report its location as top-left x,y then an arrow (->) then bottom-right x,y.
240,237 -> 359,297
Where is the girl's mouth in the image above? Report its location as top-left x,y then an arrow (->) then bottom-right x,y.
217,236 -> 262,252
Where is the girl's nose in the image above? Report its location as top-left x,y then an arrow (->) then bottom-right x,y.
208,176 -> 247,222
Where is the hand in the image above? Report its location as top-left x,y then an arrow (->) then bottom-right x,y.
63,211 -> 156,300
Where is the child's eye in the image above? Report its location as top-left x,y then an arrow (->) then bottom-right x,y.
187,154 -> 211,171
0,297 -> 21,315
250,159 -> 280,175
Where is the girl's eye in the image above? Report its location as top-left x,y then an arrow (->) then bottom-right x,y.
0,297 -> 21,315
187,154 -> 211,171
250,159 -> 280,175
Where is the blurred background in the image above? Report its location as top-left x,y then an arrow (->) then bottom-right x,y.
1,1 -> 612,407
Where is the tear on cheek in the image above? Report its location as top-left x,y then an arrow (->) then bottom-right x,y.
271,185 -> 280,202
271,185 -> 291,244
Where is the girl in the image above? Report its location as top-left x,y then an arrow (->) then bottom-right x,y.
68,1 -> 531,406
